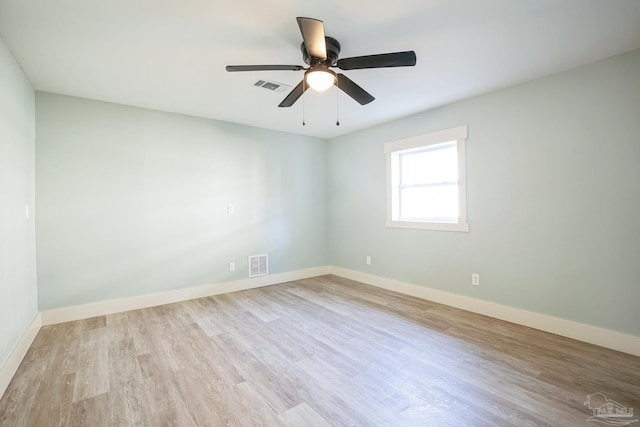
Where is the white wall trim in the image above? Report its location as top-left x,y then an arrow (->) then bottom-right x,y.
4,264 -> 638,401
330,267 -> 640,357
41,266 -> 331,326
0,313 -> 41,400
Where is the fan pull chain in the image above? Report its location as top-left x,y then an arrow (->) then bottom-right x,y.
302,80 -> 306,126
336,84 -> 340,126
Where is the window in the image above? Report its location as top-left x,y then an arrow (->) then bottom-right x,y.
385,125 -> 469,232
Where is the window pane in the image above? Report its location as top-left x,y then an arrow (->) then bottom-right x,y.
400,185 -> 459,221
400,143 -> 457,185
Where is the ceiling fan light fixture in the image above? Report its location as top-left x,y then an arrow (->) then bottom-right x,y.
305,68 -> 336,91
225,17 -> 416,107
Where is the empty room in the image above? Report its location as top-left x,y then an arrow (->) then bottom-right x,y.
1,0 -> 639,425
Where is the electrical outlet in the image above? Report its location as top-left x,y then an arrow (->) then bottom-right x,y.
229,262 -> 236,272
227,204 -> 234,214
366,256 -> 371,265
472,273 -> 480,286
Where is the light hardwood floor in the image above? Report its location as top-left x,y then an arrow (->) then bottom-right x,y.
1,275 -> 639,426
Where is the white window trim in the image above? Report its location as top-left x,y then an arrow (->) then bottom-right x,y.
385,125 -> 469,232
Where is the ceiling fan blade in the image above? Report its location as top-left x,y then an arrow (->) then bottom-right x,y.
337,51 -> 417,70
297,17 -> 327,60
336,74 -> 375,105
278,80 -> 308,107
226,65 -> 305,72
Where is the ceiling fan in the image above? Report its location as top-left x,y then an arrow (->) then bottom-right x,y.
226,17 -> 417,108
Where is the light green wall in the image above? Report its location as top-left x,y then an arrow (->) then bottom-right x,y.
0,38 -> 38,367
328,49 -> 640,336
35,94 -> 328,310
30,48 -> 640,338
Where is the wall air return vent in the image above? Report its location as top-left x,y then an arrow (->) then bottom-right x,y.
248,254 -> 268,278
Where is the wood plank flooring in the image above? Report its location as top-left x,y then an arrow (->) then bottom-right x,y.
1,275 -> 639,426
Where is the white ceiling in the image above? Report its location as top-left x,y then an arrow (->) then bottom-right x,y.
1,0 -> 639,139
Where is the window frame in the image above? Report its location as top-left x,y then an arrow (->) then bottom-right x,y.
385,125 -> 469,232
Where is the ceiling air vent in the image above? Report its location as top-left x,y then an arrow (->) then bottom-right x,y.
252,80 -> 290,94
248,254 -> 268,278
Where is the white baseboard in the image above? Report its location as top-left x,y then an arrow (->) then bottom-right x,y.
330,267 -> 640,357
6,263 -> 638,402
41,266 -> 331,326
0,313 -> 41,400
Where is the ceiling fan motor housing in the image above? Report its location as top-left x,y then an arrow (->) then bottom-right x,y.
302,36 -> 341,66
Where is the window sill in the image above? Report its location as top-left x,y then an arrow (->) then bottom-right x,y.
385,220 -> 469,232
